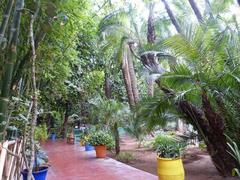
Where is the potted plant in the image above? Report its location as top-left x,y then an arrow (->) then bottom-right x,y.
88,131 -> 113,158
21,144 -> 49,180
155,135 -> 185,180
50,128 -> 57,141
83,135 -> 95,151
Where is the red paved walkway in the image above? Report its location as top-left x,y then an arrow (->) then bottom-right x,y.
42,140 -> 158,180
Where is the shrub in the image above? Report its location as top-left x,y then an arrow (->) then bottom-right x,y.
152,134 -> 176,150
153,134 -> 186,158
88,131 -> 113,147
116,152 -> 134,163
35,124 -> 48,141
199,141 -> 207,151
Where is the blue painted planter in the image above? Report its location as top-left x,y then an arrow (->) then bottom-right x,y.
21,166 -> 48,180
51,133 -> 56,141
85,142 -> 94,151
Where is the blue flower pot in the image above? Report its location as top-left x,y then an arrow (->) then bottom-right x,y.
21,166 -> 48,180
51,133 -> 56,141
85,142 -> 94,151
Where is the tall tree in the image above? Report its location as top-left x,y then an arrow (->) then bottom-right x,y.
161,0 -> 182,33
188,0 -> 203,23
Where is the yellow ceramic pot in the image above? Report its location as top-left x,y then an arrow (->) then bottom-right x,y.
157,157 -> 184,180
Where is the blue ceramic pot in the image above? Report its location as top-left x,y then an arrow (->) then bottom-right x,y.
51,133 -> 56,141
21,166 -> 48,180
85,142 -> 95,151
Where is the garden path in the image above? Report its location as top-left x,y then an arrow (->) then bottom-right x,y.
42,140 -> 158,180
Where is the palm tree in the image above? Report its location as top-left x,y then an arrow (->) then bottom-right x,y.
188,0 -> 203,23
161,0 -> 182,33
90,98 -> 126,155
139,25 -> 240,176
98,9 -> 139,107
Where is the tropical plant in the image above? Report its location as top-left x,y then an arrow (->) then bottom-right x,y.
156,136 -> 185,159
152,134 -> 176,150
90,97 -> 128,154
137,22 -> 240,175
227,136 -> 240,176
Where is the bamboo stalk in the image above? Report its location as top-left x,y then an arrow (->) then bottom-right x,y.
0,0 -> 24,141
0,0 -> 14,48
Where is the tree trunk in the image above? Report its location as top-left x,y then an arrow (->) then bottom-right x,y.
147,77 -> 154,97
114,122 -> 120,155
104,73 -> 112,99
179,96 -> 237,177
122,47 -> 135,107
0,0 -> 24,141
188,0 -> 203,23
28,13 -> 38,180
127,48 -> 139,103
157,82 -> 238,176
61,101 -> 71,138
147,2 -> 156,44
161,0 -> 182,34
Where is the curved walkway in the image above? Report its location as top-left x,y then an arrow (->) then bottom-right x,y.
42,140 -> 158,180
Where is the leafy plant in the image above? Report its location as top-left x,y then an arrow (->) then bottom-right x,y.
199,141 -> 207,151
34,124 -> 48,142
88,131 -> 114,147
227,136 -> 240,177
154,134 -> 186,158
116,152 -> 134,163
152,134 -> 176,150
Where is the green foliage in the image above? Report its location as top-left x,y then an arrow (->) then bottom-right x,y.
199,141 -> 207,151
34,124 -> 48,142
88,131 -> 114,147
227,136 -> 240,176
152,134 -> 175,150
116,152 -> 134,163
154,134 -> 186,158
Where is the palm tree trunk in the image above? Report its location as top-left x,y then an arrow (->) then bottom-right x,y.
188,0 -> 203,23
157,83 -> 238,176
122,47 -> 135,107
127,48 -> 139,103
179,97 -> 237,176
147,2 -> 156,44
161,0 -> 182,34
147,77 -> 154,97
0,0 -> 24,141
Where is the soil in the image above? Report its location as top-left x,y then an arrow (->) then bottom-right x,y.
107,135 -> 238,180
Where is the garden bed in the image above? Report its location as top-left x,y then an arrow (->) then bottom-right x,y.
107,135 -> 237,180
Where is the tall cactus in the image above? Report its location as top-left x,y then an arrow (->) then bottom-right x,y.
0,0 -> 24,141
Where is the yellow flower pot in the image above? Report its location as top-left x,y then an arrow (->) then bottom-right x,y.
157,157 -> 184,180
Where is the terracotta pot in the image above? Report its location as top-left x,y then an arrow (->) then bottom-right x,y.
95,145 -> 107,158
